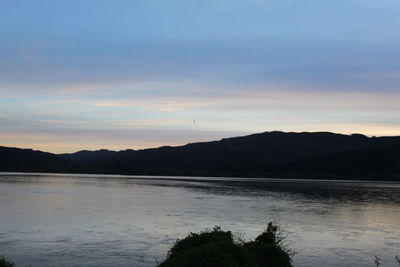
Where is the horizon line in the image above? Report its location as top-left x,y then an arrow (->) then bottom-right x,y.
2,130 -> 399,155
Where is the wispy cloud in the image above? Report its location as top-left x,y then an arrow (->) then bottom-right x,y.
1,0 -> 400,152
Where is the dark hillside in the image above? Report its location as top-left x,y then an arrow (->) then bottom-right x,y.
281,143 -> 400,179
64,131 -> 400,179
0,146 -> 77,173
61,149 -> 118,164
2,132 -> 400,180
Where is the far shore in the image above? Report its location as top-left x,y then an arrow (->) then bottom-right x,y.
1,171 -> 400,184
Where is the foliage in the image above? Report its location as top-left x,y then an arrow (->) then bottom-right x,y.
374,256 -> 381,267
158,223 -> 293,267
373,255 -> 400,267
0,257 -> 14,267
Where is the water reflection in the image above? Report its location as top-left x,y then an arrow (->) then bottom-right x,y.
126,177 -> 400,205
0,173 -> 400,267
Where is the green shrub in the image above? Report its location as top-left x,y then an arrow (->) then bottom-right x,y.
0,257 -> 14,267
158,223 -> 293,267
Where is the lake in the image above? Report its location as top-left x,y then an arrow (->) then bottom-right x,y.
1,173 -> 400,267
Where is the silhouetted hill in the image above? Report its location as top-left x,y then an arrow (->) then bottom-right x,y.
1,131 -> 400,180
60,149 -> 118,164
0,146 -> 77,172
282,143 -> 400,178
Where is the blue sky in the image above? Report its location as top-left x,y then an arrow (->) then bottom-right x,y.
1,0 -> 400,152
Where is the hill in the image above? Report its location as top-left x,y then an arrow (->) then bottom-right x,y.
1,131 -> 400,180
0,146 -> 77,173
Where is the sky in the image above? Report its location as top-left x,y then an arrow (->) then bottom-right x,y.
1,0 -> 400,153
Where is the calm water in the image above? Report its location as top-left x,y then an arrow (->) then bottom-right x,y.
1,173 -> 400,267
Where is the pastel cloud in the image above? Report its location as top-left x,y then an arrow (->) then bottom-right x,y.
1,0 -> 400,152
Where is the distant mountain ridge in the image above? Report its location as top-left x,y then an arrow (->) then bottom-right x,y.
1,131 -> 400,180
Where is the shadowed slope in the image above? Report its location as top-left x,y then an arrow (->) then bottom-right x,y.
1,131 -> 400,180
0,146 -> 76,173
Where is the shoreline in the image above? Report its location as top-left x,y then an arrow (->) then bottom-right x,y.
1,171 -> 400,185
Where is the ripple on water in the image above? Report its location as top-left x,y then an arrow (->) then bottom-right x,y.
1,173 -> 400,267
